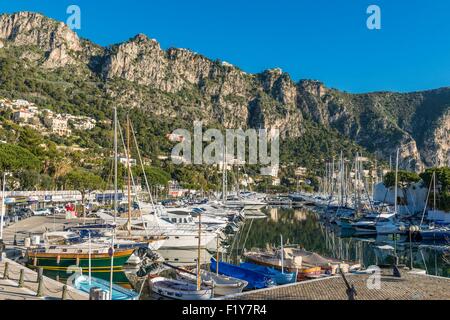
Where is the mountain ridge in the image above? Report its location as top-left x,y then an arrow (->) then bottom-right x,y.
0,11 -> 449,170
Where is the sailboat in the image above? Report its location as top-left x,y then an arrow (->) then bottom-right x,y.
176,269 -> 248,296
96,116 -> 220,250
71,233 -> 139,300
149,210 -> 213,300
26,243 -> 134,272
239,235 -> 297,284
176,237 -> 248,296
419,171 -> 450,241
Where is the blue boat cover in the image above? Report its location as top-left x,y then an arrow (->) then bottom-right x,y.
210,258 -> 273,289
239,262 -> 297,285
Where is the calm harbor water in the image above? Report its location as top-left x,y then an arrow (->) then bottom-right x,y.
230,207 -> 449,278
45,206 -> 449,297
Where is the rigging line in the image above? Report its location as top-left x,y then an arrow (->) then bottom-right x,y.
241,217 -> 254,251
129,120 -> 160,229
117,120 -> 150,237
420,172 -> 434,227
419,248 -> 429,274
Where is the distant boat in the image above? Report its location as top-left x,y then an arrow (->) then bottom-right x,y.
73,274 -> 139,300
149,277 -> 213,300
176,269 -> 248,296
210,258 -> 274,290
239,262 -> 297,285
420,227 -> 450,241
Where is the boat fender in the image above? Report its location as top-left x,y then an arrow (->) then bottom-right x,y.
57,255 -> 61,265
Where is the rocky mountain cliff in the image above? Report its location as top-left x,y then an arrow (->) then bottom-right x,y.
0,12 -> 449,170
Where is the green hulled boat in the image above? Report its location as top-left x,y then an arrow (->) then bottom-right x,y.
26,243 -> 134,273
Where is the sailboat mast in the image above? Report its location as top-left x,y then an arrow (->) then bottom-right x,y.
433,171 -> 436,211
126,116 -> 132,237
216,236 -> 219,275
222,145 -> 227,203
113,107 -> 118,223
394,148 -> 399,215
88,231 -> 92,285
280,234 -> 284,274
110,108 -> 117,300
196,212 -> 202,291
0,173 -> 6,240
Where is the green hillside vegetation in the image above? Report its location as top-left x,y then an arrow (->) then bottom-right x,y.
0,46 -> 384,194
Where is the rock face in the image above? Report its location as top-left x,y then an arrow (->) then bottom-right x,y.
0,12 -> 81,68
0,12 -> 449,169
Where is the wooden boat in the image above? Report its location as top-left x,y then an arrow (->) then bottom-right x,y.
244,248 -> 360,276
176,269 -> 248,296
26,244 -> 134,272
284,248 -> 360,274
297,266 -> 322,280
73,274 -> 139,300
243,250 -> 302,273
149,277 -> 213,300
210,258 -> 274,290
239,262 -> 297,285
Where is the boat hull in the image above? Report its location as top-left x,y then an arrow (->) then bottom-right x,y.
210,258 -> 273,290
150,277 -> 213,300
160,232 -> 217,250
239,262 -> 297,285
27,249 -> 134,272
176,270 -> 248,296
74,275 -> 138,300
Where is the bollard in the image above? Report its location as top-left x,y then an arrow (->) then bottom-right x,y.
61,285 -> 68,300
90,287 -> 108,300
36,275 -> 44,297
3,262 -> 9,280
37,267 -> 43,283
18,269 -> 25,287
13,235 -> 17,246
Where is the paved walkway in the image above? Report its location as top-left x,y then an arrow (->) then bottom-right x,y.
0,278 -> 43,300
2,215 -> 97,245
220,269 -> 450,300
0,258 -> 89,300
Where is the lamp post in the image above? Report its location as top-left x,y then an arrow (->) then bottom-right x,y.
0,172 -> 9,261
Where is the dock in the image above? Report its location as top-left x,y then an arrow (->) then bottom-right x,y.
0,258 -> 89,300
1,215 -> 97,245
219,269 -> 450,300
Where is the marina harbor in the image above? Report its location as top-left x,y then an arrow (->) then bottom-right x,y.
0,108 -> 448,301
0,2 -> 449,307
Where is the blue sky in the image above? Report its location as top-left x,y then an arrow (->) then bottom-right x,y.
1,0 -> 449,93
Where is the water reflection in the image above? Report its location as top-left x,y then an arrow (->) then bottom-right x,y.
45,206 -> 449,299
229,207 -> 449,278
43,270 -> 133,289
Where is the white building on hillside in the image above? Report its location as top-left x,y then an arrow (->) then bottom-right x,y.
374,182 -> 450,223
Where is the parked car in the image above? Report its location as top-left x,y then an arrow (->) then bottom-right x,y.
13,208 -> 32,220
32,208 -> 52,216
48,206 -> 66,215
